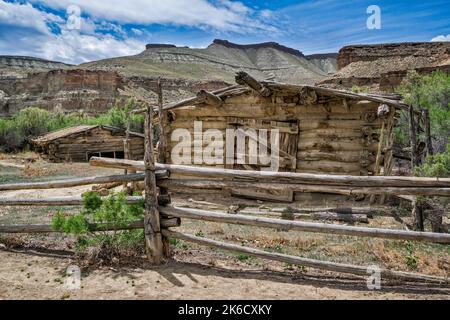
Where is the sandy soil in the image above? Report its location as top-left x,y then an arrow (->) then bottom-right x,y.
1,248 -> 449,300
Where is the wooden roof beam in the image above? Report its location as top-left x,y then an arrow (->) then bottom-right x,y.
196,89 -> 224,107
235,71 -> 272,97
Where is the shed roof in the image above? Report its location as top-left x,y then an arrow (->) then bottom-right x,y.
32,125 -> 144,145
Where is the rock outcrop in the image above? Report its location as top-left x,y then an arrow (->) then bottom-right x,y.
319,42 -> 450,91
305,53 -> 338,75
0,69 -> 122,116
0,56 -> 71,70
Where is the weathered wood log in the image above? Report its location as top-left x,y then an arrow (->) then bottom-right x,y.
89,157 -> 450,188
160,206 -> 450,244
197,90 -> 224,107
270,206 -> 386,215
157,179 -> 450,197
299,212 -> 369,223
422,108 -> 433,157
156,77 -> 172,257
159,84 -> 241,111
163,229 -> 448,283
143,104 -> 165,263
412,198 -> 425,231
261,81 -> 410,111
235,71 -> 271,97
0,195 -> 172,206
0,218 -> 180,234
92,182 -> 123,191
409,105 -> 419,168
0,173 -> 168,191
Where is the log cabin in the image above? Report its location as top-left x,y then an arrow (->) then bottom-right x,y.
155,72 -> 410,202
32,125 -> 144,162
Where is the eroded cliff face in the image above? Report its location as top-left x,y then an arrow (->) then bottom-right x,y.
0,66 -> 229,117
0,69 -> 122,116
319,42 -> 450,91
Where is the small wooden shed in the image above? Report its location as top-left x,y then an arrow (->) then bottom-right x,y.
158,72 -> 408,202
32,125 -> 144,162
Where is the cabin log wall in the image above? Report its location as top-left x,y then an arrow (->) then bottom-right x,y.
164,93 -> 386,175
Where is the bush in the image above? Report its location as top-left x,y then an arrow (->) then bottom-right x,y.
414,144 -> 450,178
51,191 -> 146,264
0,108 -> 53,150
397,71 -> 450,152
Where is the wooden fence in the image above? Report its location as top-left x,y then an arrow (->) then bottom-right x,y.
1,155 -> 450,283
1,99 -> 449,285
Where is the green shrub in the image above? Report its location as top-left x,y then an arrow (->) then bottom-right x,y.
14,107 -> 52,138
51,191 -> 146,262
414,145 -> 450,178
397,71 -> 450,152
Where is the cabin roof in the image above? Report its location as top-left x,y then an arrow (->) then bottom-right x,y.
31,125 -> 144,145
161,77 -> 408,112
130,72 -> 411,116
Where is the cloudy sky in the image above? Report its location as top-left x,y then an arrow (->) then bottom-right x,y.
0,0 -> 449,64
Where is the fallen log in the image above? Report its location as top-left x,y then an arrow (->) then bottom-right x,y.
296,212 -> 369,224
0,217 -> 181,234
157,179 -> 450,197
160,206 -> 450,244
163,229 -> 448,284
92,182 -> 123,191
89,157 -> 450,188
270,206 -> 387,215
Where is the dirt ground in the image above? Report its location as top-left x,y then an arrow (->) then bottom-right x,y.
0,154 -> 449,300
1,246 -> 449,300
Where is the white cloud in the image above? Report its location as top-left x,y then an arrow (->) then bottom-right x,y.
0,1 -> 62,34
31,0 -> 276,33
431,34 -> 450,42
260,9 -> 273,19
0,1 -> 144,64
131,28 -> 144,36
41,30 -> 144,63
0,0 -> 279,64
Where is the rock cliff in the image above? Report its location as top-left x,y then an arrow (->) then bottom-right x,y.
319,42 -> 450,90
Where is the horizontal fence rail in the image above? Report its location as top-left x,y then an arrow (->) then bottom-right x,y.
89,158 -> 450,197
157,179 -> 450,197
0,173 -> 152,191
0,195 -> 173,207
89,157 -> 450,188
162,229 -> 448,284
161,206 -> 450,244
0,196 -> 144,206
0,218 -> 180,234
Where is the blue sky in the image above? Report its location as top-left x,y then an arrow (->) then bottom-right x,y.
0,0 -> 449,64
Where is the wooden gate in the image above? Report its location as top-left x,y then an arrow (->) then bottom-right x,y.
226,117 -> 299,202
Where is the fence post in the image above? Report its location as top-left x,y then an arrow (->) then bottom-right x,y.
156,78 -> 172,257
412,198 -> 424,231
422,108 -> 433,157
144,103 -> 164,263
409,105 -> 419,169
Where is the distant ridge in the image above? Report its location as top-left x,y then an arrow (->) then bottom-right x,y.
306,53 -> 339,60
0,55 -> 72,70
145,44 -> 178,49
212,39 -> 306,58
